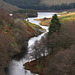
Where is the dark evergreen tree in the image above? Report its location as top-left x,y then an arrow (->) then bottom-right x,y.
48,14 -> 61,36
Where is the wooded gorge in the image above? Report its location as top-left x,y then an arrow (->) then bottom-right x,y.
0,0 -> 75,75
0,8 -> 44,75
24,12 -> 75,75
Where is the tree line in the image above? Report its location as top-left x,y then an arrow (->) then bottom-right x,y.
22,3 -> 75,10
13,9 -> 38,18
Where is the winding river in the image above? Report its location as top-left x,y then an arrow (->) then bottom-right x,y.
7,12 -> 56,75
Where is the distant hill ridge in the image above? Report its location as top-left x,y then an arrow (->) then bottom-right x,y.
3,0 -> 75,10
0,0 -> 20,12
3,0 -> 75,6
40,0 -> 75,5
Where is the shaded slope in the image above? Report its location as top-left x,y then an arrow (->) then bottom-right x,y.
0,0 -> 20,12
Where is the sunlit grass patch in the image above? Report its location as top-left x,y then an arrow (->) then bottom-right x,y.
59,14 -> 75,20
24,20 -> 41,30
59,13 -> 75,25
40,19 -> 51,26
58,11 -> 68,15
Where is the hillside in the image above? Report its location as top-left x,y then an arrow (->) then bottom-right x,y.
0,0 -> 20,12
4,0 -> 75,6
0,9 -> 45,75
3,0 -> 40,6
40,0 -> 75,5
3,0 -> 75,11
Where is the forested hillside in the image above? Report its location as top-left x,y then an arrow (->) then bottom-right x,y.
3,0 -> 75,11
0,8 -> 44,75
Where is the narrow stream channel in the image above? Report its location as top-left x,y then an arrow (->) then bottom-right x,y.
7,12 -> 56,75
